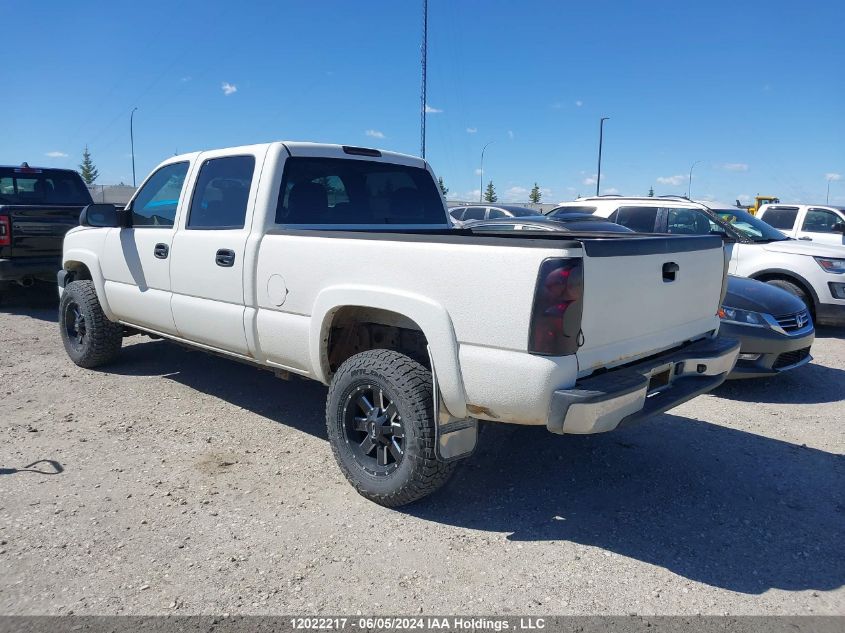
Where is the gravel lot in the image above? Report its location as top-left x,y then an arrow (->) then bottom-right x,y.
1,285 -> 843,616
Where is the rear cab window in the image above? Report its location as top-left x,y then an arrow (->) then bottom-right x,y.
188,156 -> 255,229
275,157 -> 445,225
0,167 -> 92,205
760,206 -> 799,230
802,208 -> 843,233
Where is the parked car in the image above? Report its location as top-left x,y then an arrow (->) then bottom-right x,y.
0,163 -> 92,293
719,275 -> 814,378
757,203 -> 845,247
473,214 -> 814,379
58,142 -> 738,506
550,196 -> 845,326
461,213 -> 635,233
449,204 -> 537,226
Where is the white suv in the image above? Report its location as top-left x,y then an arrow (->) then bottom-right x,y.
549,196 -> 845,327
757,203 -> 845,247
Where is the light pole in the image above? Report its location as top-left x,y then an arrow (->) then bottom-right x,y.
596,117 -> 609,196
420,0 -> 428,158
130,107 -> 138,187
480,141 -> 495,202
687,160 -> 702,199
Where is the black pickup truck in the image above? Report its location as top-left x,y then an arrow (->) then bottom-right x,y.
0,164 -> 92,292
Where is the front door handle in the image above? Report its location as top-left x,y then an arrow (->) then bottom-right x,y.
215,248 -> 236,267
154,243 -> 169,259
799,236 -> 812,241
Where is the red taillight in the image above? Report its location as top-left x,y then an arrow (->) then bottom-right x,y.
528,258 -> 584,355
0,215 -> 10,247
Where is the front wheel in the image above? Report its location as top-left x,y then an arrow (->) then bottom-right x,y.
326,349 -> 455,507
59,280 -> 123,368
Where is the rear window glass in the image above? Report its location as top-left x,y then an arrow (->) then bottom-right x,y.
609,206 -> 658,232
761,207 -> 798,230
0,168 -> 92,205
188,155 -> 255,229
275,157 -> 446,225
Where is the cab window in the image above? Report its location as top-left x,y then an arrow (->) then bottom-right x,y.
130,162 -> 189,227
188,156 -> 255,229
802,208 -> 842,233
666,208 -> 718,234
761,207 -> 799,230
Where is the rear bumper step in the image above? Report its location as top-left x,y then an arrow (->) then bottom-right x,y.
0,257 -> 61,282
547,336 -> 740,434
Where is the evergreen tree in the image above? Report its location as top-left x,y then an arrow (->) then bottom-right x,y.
438,176 -> 449,196
483,180 -> 497,203
529,182 -> 542,203
79,146 -> 99,185
648,186 -> 654,197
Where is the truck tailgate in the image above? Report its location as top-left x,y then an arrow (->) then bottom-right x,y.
576,236 -> 725,376
1,205 -> 83,258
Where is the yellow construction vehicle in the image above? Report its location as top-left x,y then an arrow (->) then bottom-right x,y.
735,195 -> 780,215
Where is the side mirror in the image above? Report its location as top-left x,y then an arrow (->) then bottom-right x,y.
80,203 -> 128,228
833,221 -> 845,234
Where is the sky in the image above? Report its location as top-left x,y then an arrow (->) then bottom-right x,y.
2,0 -> 843,205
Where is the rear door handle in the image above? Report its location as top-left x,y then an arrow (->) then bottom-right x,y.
154,243 -> 169,259
798,237 -> 812,241
215,248 -> 236,267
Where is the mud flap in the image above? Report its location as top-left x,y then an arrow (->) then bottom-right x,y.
429,347 -> 477,463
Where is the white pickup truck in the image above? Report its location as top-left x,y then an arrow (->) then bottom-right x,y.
58,142 -> 739,506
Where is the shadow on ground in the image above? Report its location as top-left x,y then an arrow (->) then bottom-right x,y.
0,282 -> 58,322
411,418 -> 844,595
712,358 -> 845,404
106,338 -> 329,440
0,459 -> 64,476
64,336 -> 845,596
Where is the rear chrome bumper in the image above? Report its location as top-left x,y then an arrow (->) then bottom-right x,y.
547,336 -> 740,434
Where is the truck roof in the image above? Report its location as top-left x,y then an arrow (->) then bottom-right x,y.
170,142 -> 426,169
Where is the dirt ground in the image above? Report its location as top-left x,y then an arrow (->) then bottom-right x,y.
1,284 -> 843,616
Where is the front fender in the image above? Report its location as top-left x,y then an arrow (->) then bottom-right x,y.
310,285 -> 468,419
62,248 -> 115,321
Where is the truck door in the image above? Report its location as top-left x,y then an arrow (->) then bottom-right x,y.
169,150 -> 262,355
101,160 -> 191,334
795,207 -> 845,246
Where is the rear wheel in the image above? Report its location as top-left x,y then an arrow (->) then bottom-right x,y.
59,280 -> 123,368
764,279 -> 814,318
326,349 -> 455,507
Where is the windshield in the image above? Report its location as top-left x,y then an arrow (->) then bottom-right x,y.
712,208 -> 789,242
0,168 -> 92,205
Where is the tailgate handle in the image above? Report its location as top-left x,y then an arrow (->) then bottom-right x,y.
216,248 -> 236,267
153,243 -> 169,259
662,261 -> 679,282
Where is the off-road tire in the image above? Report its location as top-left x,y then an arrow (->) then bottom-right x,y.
326,349 -> 456,507
765,279 -> 814,318
59,280 -> 123,368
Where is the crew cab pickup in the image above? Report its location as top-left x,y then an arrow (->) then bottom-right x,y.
757,203 -> 845,247
57,142 -> 739,506
0,164 -> 93,291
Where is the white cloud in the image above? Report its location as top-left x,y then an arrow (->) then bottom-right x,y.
583,176 -> 597,186
474,168 -> 483,176
424,104 -> 442,113
722,163 -> 749,172
503,186 -> 529,202
737,193 -> 753,204
221,82 -> 237,96
603,187 -> 620,195
365,129 -> 385,139
508,130 -> 515,140
656,174 -> 686,186
45,151 -> 68,158
575,100 -> 583,107
452,190 -> 481,202
466,127 -> 477,134
825,172 -> 842,182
